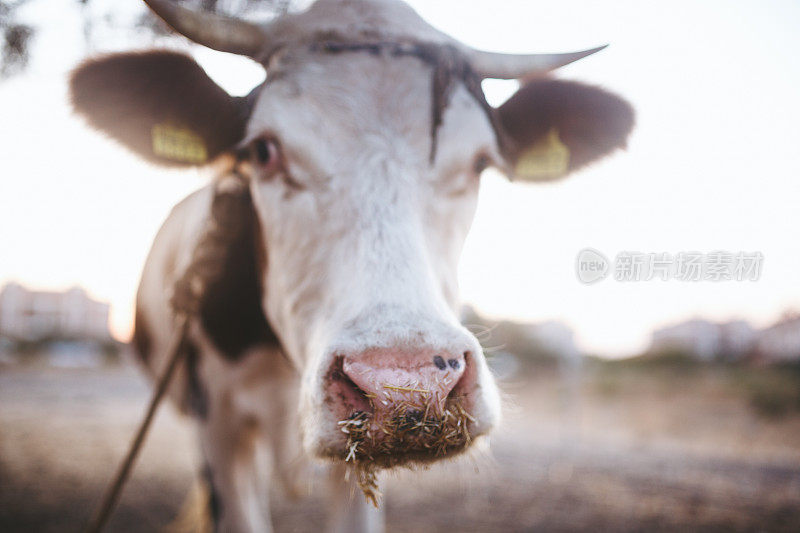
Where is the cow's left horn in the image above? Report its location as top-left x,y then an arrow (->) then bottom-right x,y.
468,44 -> 608,80
143,0 -> 268,58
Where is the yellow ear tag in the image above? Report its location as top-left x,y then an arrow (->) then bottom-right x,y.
514,128 -> 570,182
152,123 -> 208,164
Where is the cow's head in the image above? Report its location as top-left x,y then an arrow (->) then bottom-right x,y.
70,0 -> 633,470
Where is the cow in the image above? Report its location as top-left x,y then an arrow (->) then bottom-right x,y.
69,0 -> 634,531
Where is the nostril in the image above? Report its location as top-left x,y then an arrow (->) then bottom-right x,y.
433,355 -> 447,370
445,350 -> 470,371
325,356 -> 373,415
449,349 -> 478,399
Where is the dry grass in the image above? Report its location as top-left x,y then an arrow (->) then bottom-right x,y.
338,385 -> 474,505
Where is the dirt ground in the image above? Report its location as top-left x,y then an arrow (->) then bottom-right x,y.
1,360 -> 799,532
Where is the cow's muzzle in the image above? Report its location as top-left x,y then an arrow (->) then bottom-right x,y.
324,344 -> 482,467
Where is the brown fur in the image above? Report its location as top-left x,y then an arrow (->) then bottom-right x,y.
183,339 -> 209,418
131,307 -> 152,364
69,50 -> 251,166
196,181 -> 281,360
496,78 -> 635,173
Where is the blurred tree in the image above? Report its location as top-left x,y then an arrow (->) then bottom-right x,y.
0,0 -> 33,77
0,0 -> 295,80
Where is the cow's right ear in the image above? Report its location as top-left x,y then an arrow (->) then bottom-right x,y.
70,50 -> 250,167
495,78 -> 634,182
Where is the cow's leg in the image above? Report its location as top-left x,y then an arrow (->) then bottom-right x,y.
324,463 -> 385,533
260,368 -> 305,500
199,401 -> 271,533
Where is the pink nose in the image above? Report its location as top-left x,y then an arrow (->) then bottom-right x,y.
326,346 -> 481,464
342,348 -> 467,413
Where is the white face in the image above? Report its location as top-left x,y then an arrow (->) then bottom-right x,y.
243,50 -> 502,461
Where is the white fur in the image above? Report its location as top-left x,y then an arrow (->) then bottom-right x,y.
244,51 -> 501,456
136,25 -> 502,533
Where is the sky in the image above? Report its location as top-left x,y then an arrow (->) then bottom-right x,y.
1,0 -> 799,357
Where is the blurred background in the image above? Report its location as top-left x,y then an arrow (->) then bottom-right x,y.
1,0 -> 799,531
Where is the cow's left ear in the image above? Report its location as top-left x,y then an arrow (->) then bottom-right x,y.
70,50 -> 251,167
495,78 -> 634,182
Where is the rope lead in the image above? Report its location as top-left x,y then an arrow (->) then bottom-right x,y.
86,313 -> 190,533
85,171 -> 250,533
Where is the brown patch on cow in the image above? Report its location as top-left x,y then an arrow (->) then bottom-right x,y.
202,462 -> 222,528
69,50 -> 251,167
131,306 -> 152,364
183,339 -> 209,419
496,78 -> 635,173
251,194 -> 269,293
197,183 -> 281,360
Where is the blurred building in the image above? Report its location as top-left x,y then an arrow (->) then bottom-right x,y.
0,282 -> 111,342
524,321 -> 580,361
754,312 -> 800,362
461,305 -> 581,374
719,320 -> 759,361
650,318 -> 756,361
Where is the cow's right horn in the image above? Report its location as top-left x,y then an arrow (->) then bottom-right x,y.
468,45 -> 608,80
143,0 -> 269,58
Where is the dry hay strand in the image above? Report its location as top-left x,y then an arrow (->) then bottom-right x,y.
338,391 -> 475,506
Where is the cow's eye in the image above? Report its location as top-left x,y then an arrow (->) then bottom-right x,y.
251,137 -> 282,174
